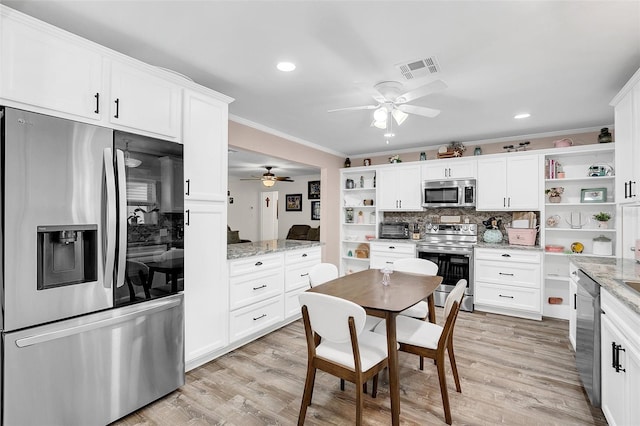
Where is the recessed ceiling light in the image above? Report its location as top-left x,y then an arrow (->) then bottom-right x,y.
277,62 -> 296,72
514,113 -> 531,119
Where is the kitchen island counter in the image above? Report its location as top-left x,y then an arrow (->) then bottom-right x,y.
570,256 -> 640,315
227,239 -> 322,260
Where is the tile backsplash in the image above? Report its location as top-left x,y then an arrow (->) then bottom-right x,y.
383,208 -> 540,244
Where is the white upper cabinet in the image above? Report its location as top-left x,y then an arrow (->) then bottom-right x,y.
377,165 -> 422,211
612,68 -> 640,204
477,155 -> 539,210
422,158 -> 477,180
183,89 -> 229,202
0,9 -> 103,120
109,61 -> 182,140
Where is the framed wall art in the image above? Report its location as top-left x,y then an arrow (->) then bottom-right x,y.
580,187 -> 607,203
285,193 -> 303,211
308,180 -> 320,200
311,201 -> 320,220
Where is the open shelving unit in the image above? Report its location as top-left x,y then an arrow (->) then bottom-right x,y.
340,167 -> 377,275
542,144 -> 615,319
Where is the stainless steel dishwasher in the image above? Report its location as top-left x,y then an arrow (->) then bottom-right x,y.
575,269 -> 601,407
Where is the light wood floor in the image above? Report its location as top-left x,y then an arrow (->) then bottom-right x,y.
113,309 -> 607,425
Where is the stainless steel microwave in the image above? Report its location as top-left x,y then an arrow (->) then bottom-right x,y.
422,179 -> 476,208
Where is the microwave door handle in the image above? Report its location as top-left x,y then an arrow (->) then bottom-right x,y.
115,149 -> 127,288
103,148 -> 116,290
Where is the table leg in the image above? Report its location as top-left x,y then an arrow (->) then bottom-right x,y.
427,294 -> 436,324
386,312 -> 400,425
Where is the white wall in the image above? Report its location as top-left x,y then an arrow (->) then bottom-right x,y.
227,173 -> 321,241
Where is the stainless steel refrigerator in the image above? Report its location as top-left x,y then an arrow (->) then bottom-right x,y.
0,107 -> 185,425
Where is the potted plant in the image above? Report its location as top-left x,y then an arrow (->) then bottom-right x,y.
593,212 -> 612,228
545,187 -> 564,203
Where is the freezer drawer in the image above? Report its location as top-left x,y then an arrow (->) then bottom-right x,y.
2,294 -> 185,426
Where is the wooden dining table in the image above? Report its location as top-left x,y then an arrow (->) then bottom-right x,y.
307,268 -> 442,425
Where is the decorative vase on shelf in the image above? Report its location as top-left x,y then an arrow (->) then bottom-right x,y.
597,221 -> 609,229
549,196 -> 561,203
598,127 -> 612,143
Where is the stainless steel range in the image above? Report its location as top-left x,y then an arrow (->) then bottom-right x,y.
416,224 -> 477,311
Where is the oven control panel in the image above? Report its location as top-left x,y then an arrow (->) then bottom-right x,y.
423,224 -> 477,235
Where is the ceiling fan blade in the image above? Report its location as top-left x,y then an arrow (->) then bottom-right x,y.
395,79 -> 447,104
396,104 -> 441,118
276,177 -> 294,182
328,105 -> 378,113
239,178 -> 261,181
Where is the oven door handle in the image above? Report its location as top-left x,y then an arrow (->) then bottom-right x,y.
418,245 -> 473,255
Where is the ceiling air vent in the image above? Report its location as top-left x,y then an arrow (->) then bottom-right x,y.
395,56 -> 441,80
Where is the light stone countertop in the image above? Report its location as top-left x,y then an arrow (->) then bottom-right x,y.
227,239 -> 322,260
569,256 -> 640,315
475,241 -> 543,251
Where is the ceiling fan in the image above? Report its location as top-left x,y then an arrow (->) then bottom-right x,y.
240,166 -> 294,187
328,79 -> 447,129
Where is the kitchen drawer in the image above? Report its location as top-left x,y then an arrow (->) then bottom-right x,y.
475,282 -> 541,312
284,286 -> 307,319
285,263 -> 315,292
474,248 -> 541,264
370,251 -> 416,270
228,253 -> 283,277
285,247 -> 321,264
229,296 -> 284,343
229,269 -> 284,310
370,242 -> 416,256
475,260 -> 540,289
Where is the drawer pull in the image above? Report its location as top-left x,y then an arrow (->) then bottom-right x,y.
300,273 -> 309,277
499,294 -> 514,299
253,314 -> 267,321
253,284 -> 267,290
302,253 -> 308,257
499,272 -> 514,276
389,246 -> 396,249
255,261 -> 263,266
501,254 -> 511,258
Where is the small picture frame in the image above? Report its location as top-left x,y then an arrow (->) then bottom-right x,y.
581,187 -> 607,203
285,194 -> 303,211
311,201 -> 320,220
308,180 -> 320,200
363,158 -> 371,166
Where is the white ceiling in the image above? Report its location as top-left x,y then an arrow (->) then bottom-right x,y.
5,0 -> 640,171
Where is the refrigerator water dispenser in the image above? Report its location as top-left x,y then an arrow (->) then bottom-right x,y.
37,225 -> 98,289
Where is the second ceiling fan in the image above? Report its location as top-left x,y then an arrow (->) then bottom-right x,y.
240,166 -> 294,187
328,79 -> 447,129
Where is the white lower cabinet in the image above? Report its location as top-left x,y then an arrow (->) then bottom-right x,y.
369,241 -> 416,269
230,296 -> 284,343
284,248 -> 321,319
474,248 -> 542,320
601,288 -> 640,426
184,202 -> 228,368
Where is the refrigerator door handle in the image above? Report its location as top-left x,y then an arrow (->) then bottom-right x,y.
14,297 -> 182,348
103,148 -> 117,290
115,149 -> 127,288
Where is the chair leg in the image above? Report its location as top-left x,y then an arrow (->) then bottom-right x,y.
355,378 -> 363,426
436,357 -> 452,425
363,382 -> 367,394
448,339 -> 462,393
340,378 -> 345,391
298,367 -> 316,426
371,374 -> 378,398
419,355 -> 424,371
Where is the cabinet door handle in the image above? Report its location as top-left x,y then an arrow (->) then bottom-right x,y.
625,181 -> 629,199
501,254 -> 511,257
573,293 -> 577,310
253,313 -> 267,321
632,181 -> 637,198
499,272 -> 514,276
255,261 -> 263,266
253,284 -> 267,290
508,197 -> 511,207
94,92 -> 100,114
498,294 -> 514,299
300,273 -> 309,277
503,198 -> 506,207
114,98 -> 120,118
388,246 -> 396,249
185,209 -> 190,226
385,261 -> 393,264
185,179 -> 191,196
612,341 -> 617,369
615,344 -> 626,373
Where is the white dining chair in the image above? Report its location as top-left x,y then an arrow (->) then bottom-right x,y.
393,258 -> 439,320
374,279 -> 467,425
298,292 -> 391,426
308,263 -> 381,332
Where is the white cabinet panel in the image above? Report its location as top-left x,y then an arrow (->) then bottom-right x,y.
229,269 -> 284,310
369,242 -> 416,269
184,202 -> 228,364
378,165 -> 422,211
477,155 -> 539,210
109,61 -> 181,139
422,158 -> 476,180
229,296 -> 284,343
183,90 -> 229,201
0,11 -> 103,120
